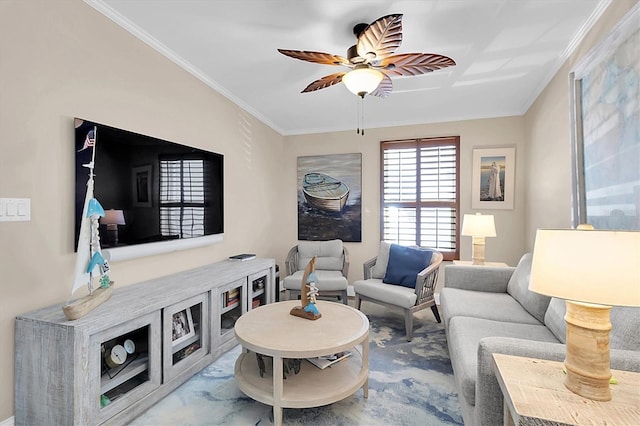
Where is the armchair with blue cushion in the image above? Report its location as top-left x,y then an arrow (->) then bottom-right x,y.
282,239 -> 350,304
353,242 -> 443,341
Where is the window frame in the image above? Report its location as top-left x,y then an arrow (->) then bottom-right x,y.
380,136 -> 460,261
159,155 -> 208,239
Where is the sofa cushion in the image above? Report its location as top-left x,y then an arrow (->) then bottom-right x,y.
448,316 -> 561,407
507,253 -> 551,323
353,278 -> 418,309
542,300 -> 640,351
440,287 -> 543,329
543,297 -> 566,343
609,306 -> 640,351
297,239 -> 343,271
371,241 -> 391,279
283,270 -> 347,291
383,244 -> 433,288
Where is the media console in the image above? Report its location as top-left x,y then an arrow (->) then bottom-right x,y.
14,258 -> 275,425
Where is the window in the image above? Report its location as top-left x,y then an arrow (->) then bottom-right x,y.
159,157 -> 206,238
380,136 -> 460,260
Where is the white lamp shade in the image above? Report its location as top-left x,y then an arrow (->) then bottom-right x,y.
342,67 -> 383,96
101,209 -> 126,226
529,229 -> 640,307
461,213 -> 496,238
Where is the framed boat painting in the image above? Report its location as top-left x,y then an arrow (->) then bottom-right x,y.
471,147 -> 515,210
570,4 -> 639,230
297,153 -> 362,242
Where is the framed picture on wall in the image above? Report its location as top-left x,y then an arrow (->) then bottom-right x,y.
569,4 -> 639,230
471,147 -> 515,210
132,165 -> 152,208
296,153 -> 362,242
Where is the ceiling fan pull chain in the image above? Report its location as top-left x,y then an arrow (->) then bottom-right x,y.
356,97 -> 360,135
361,96 -> 365,136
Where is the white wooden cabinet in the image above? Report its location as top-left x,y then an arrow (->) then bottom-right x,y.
14,258 -> 275,425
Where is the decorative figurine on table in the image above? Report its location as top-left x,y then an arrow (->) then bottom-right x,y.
289,256 -> 322,320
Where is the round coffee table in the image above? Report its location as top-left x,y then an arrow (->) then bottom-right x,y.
234,300 -> 369,426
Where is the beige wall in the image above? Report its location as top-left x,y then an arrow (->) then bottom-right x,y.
1,0 -> 636,421
283,117 -> 528,283
524,0 -> 639,248
0,0 -> 286,420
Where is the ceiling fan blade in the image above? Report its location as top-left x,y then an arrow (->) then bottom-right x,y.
370,74 -> 393,98
277,49 -> 350,66
301,72 -> 347,93
378,53 -> 456,76
356,14 -> 403,61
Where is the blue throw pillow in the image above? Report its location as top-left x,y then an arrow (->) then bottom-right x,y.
383,244 -> 433,288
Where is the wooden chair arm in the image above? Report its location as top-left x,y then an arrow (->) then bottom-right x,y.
415,251 -> 443,304
363,257 -> 377,280
285,245 -> 299,276
341,246 -> 350,278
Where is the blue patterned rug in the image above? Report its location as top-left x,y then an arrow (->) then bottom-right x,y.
130,303 -> 462,425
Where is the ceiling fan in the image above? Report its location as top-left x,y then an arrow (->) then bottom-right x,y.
278,14 -> 456,99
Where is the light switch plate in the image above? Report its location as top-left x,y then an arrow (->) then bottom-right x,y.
0,198 -> 30,222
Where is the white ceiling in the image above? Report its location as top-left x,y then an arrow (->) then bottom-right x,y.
89,0 -> 608,136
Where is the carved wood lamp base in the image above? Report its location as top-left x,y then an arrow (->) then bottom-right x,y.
564,300 -> 612,401
471,237 -> 486,265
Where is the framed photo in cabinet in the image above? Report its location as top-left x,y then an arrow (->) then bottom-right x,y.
171,308 -> 195,346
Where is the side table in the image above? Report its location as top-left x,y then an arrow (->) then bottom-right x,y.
492,353 -> 640,425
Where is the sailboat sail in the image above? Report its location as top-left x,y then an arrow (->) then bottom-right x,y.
70,127 -> 108,295
63,125 -> 113,320
71,176 -> 95,295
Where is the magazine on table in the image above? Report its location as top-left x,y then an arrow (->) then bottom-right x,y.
306,351 -> 353,370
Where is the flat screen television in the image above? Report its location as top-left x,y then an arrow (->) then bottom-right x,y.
74,118 -> 224,260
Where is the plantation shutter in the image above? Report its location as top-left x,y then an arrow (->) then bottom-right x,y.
381,137 -> 460,260
159,157 -> 206,238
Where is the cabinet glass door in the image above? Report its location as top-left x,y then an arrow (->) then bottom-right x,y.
92,311 -> 161,423
215,278 -> 246,352
248,270 -> 270,311
162,293 -> 209,382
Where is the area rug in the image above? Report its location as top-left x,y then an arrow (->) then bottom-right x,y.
130,303 -> 462,425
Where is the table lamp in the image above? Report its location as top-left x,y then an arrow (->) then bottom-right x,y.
101,209 -> 125,246
461,213 -> 496,265
529,228 -> 640,401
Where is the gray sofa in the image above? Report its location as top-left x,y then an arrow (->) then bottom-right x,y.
440,253 -> 640,426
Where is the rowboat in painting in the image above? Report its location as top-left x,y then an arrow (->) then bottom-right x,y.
302,172 -> 349,212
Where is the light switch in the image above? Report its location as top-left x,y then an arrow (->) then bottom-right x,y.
0,198 -> 30,222
6,200 -> 17,216
17,199 -> 29,216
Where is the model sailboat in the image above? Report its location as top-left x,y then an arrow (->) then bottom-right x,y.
62,126 -> 113,320
289,256 -> 322,320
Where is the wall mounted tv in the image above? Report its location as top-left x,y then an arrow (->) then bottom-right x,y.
74,118 -> 224,261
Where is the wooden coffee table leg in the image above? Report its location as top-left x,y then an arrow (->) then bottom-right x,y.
363,334 -> 369,398
272,355 -> 284,426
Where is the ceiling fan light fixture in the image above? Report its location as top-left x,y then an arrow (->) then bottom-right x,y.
342,66 -> 383,97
